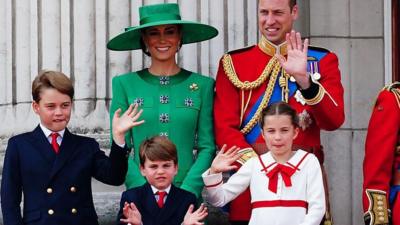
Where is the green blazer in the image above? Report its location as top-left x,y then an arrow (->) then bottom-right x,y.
110,69 -> 216,197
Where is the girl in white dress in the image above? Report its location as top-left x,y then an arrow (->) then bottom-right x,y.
203,102 -> 325,225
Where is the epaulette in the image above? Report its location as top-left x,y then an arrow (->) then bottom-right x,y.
236,148 -> 257,165
227,45 -> 254,55
307,45 -> 330,62
308,45 -> 330,53
384,81 -> 400,91
383,82 -> 400,109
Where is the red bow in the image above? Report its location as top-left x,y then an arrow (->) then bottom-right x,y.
266,164 -> 296,193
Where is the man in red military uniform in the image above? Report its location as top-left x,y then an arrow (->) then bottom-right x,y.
363,82 -> 400,225
213,0 -> 345,224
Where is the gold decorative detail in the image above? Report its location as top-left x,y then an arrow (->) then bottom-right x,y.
307,56 -> 317,61
384,82 -> 400,109
240,60 -> 281,134
323,211 -> 333,225
279,69 -> 290,102
189,83 -> 198,91
236,148 -> 257,165
365,189 -> 389,225
222,54 -> 279,90
258,35 -> 287,56
240,89 -> 253,126
295,73 -> 338,106
303,85 -> 325,105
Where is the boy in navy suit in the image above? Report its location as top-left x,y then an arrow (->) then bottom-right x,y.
117,136 -> 208,225
1,70 -> 144,225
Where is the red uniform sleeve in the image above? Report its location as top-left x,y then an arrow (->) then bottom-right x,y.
307,52 -> 345,131
213,58 -> 252,150
362,90 -> 400,212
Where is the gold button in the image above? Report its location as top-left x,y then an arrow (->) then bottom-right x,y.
70,187 -> 77,192
377,206 -> 383,211
377,201 -> 384,206
379,216 -> 385,221
377,196 -> 383,200
47,188 -> 53,194
48,209 -> 54,215
71,208 -> 77,214
378,212 -> 384,216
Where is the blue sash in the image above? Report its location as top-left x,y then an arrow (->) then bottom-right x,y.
390,185 -> 400,205
242,48 -> 328,144
241,73 -> 297,144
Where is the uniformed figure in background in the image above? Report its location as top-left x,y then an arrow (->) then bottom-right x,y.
363,82 -> 400,225
213,0 -> 345,224
1,70 -> 142,225
107,3 -> 218,199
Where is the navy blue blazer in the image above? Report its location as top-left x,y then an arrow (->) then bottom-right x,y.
117,183 -> 197,225
1,125 -> 129,225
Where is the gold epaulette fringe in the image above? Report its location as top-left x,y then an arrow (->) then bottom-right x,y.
222,54 -> 279,90
383,82 -> 400,109
240,60 -> 281,134
221,53 -> 283,134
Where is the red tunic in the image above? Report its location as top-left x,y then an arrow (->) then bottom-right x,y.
214,44 -> 344,221
363,84 -> 400,225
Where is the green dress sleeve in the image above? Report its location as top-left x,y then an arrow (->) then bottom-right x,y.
180,78 -> 216,197
110,75 -> 146,188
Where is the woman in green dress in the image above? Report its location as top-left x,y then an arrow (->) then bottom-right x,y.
107,3 -> 218,198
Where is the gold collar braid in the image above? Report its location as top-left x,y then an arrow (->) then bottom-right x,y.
222,54 -> 279,90
258,35 -> 288,56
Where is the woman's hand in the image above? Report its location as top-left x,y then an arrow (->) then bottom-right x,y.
209,145 -> 241,174
119,202 -> 142,225
112,104 -> 145,145
182,203 -> 208,225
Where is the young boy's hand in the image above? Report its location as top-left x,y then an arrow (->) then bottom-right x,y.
120,202 -> 142,225
112,104 -> 144,145
209,145 -> 241,174
182,203 -> 208,225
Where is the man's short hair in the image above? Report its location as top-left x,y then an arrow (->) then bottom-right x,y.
259,0 -> 297,10
290,0 -> 297,9
32,70 -> 74,103
139,136 -> 178,167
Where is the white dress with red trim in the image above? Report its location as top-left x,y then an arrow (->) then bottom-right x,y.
202,150 -> 325,225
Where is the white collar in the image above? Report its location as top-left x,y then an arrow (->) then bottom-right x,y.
261,149 -> 309,171
150,184 -> 171,195
39,123 -> 65,139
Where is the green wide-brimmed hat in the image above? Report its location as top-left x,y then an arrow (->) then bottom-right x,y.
107,3 -> 218,51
